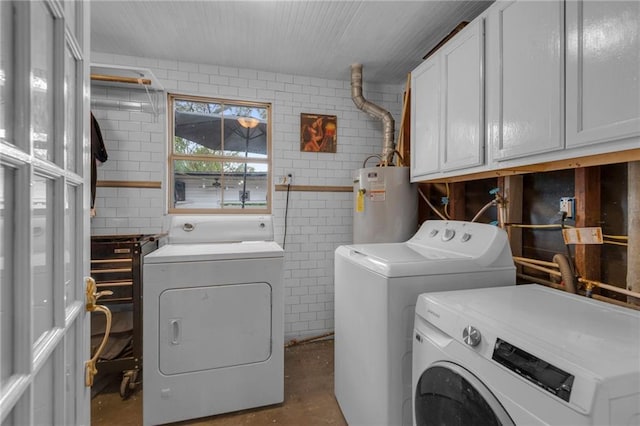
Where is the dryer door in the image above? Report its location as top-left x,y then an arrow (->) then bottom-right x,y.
158,282 -> 272,375
415,361 -> 514,426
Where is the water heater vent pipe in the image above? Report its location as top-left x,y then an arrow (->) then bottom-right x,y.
350,63 -> 395,165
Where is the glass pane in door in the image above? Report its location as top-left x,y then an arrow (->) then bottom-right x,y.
0,166 -> 15,385
64,326 -> 77,423
33,356 -> 55,424
31,1 -> 55,162
32,174 -> 54,343
1,406 -> 15,426
63,0 -> 77,36
64,44 -> 77,172
0,1 -> 15,145
1,0 -> 89,423
64,184 -> 76,307
415,365 -> 507,426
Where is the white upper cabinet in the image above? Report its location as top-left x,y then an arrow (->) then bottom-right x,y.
411,55 -> 441,178
566,0 -> 640,148
410,0 -> 639,182
440,20 -> 485,171
411,19 -> 485,181
487,0 -> 565,161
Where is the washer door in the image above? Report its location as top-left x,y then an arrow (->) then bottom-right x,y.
415,361 -> 514,426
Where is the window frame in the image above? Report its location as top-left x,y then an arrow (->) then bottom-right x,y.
167,93 -> 272,214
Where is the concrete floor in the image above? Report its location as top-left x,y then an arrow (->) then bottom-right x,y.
91,339 -> 346,425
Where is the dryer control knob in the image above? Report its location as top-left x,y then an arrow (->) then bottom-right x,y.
463,326 -> 481,347
429,229 -> 439,237
441,228 -> 455,241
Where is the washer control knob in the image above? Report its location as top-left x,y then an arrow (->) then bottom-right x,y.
463,326 -> 482,347
429,229 -> 439,237
461,233 -> 472,242
441,228 -> 455,241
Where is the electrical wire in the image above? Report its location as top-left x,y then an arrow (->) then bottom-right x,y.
283,182 -> 290,249
362,154 -> 383,168
392,150 -> 406,166
417,187 -> 447,220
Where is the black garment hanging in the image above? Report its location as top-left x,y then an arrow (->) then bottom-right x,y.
91,113 -> 108,210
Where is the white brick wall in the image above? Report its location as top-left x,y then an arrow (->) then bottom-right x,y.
91,52 -> 403,339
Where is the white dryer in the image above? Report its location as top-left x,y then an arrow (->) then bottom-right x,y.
143,215 -> 284,426
413,284 -> 640,425
334,220 -> 516,426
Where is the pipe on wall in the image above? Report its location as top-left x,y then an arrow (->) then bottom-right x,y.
350,63 -> 395,165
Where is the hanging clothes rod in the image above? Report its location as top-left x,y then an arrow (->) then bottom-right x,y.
91,74 -> 152,85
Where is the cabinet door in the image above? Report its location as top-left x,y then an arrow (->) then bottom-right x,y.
488,0 -> 564,161
566,1 -> 640,147
411,56 -> 441,179
441,19 -> 485,171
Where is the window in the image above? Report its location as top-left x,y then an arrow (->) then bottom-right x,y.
168,94 -> 271,213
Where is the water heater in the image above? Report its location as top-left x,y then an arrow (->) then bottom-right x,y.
353,166 -> 417,243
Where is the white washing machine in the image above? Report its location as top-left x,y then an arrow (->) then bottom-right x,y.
143,215 -> 284,426
413,284 -> 640,425
334,220 -> 516,426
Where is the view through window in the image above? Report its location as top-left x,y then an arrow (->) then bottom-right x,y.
169,94 -> 271,213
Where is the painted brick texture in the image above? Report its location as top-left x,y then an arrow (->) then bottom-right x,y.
91,52 -> 403,339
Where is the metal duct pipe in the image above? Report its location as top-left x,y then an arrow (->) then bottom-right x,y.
553,253 -> 577,294
350,63 -> 395,165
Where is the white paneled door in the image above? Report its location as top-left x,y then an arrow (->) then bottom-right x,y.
1,1 -> 91,425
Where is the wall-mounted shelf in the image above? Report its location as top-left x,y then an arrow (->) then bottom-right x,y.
90,63 -> 164,91
90,64 -> 164,117
97,180 -> 162,189
91,74 -> 152,86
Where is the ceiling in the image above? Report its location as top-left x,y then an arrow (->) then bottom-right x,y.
90,1 -> 493,85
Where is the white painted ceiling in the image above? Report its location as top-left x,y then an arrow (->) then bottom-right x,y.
90,1 -> 493,84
